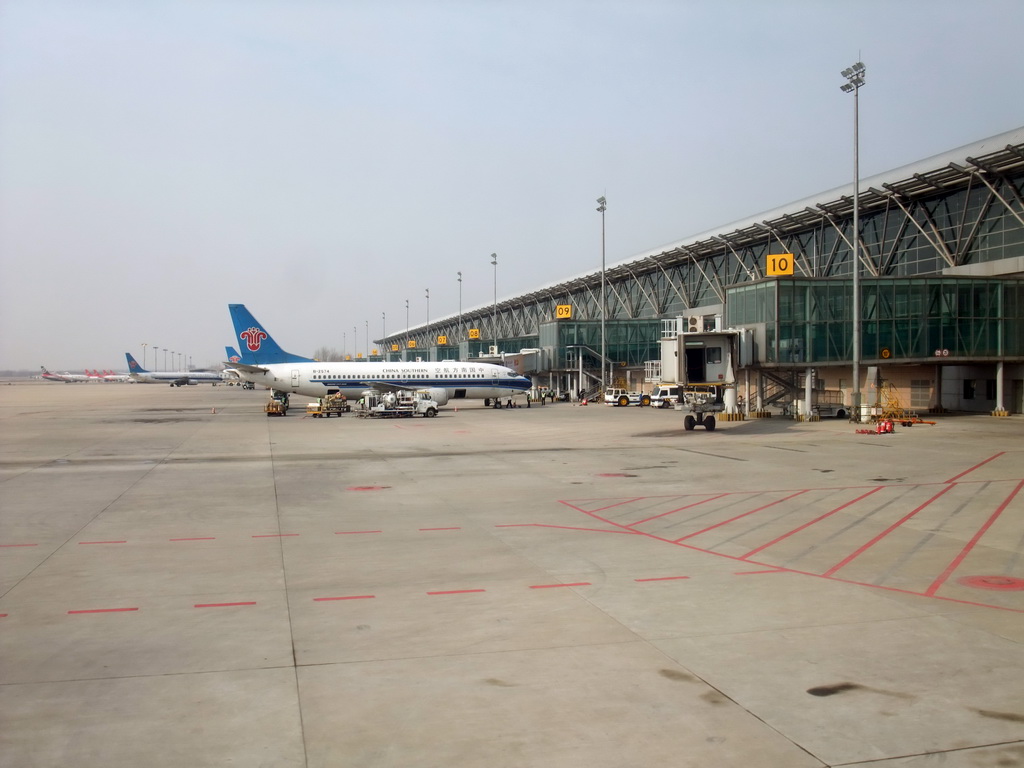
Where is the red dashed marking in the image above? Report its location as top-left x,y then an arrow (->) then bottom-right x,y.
634,576 -> 690,582
313,595 -> 376,602
529,582 -> 592,589
957,576 -> 1024,591
419,527 -> 462,531
427,589 -> 486,596
335,530 -> 382,535
194,602 -> 256,608
0,613 -> 9,618
170,537 -> 216,542
78,541 -> 127,545
68,607 -> 138,614
251,534 -> 299,538
0,543 -> 38,547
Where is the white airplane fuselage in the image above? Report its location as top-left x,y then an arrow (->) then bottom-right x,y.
235,361 -> 531,403
130,371 -> 226,385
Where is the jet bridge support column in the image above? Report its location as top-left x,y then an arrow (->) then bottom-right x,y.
993,361 -> 1009,417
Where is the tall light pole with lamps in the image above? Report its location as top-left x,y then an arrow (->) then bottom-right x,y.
457,271 -> 463,347
841,61 -> 865,421
405,299 -> 410,360
490,253 -> 498,356
142,343 -> 148,370
596,196 -> 607,391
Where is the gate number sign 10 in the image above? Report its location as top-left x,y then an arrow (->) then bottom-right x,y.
767,253 -> 794,276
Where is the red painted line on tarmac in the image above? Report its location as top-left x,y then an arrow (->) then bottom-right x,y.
925,479 -> 1024,596
335,530 -> 382,535
170,537 -> 216,542
194,601 -> 257,608
674,490 -> 809,543
0,613 -> 9,617
627,494 -> 728,528
68,607 -> 139,614
741,487 -> 884,559
78,541 -> 127,545
634,576 -> 690,582
945,452 -> 1005,483
251,534 -> 299,538
823,484 -> 956,578
419,527 -> 462,531
529,582 -> 591,589
313,595 -> 376,601
427,589 -> 487,595
0,543 -> 38,547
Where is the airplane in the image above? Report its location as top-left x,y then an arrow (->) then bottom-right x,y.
124,353 -> 227,386
95,369 -> 132,383
226,303 -> 532,406
39,366 -> 90,383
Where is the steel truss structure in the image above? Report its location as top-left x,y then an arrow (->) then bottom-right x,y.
386,128 -> 1024,363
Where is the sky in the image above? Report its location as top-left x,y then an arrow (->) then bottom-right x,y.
2,0 -> 1023,371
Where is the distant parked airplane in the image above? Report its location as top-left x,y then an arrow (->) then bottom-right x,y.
124,353 -> 227,386
39,366 -> 89,383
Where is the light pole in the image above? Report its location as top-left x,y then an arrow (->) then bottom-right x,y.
457,271 -> 463,347
382,311 -> 386,354
841,61 -> 865,421
405,299 -> 410,359
142,343 -> 148,370
597,196 -> 607,391
490,253 -> 498,356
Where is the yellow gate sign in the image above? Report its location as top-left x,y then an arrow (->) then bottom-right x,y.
468,328 -> 480,339
437,335 -> 447,345
555,304 -> 573,319
767,253 -> 794,276
407,340 -> 417,348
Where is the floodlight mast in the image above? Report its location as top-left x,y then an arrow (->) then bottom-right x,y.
841,61 -> 865,422
596,196 -> 607,392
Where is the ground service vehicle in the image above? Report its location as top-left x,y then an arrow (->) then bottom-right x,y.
604,388 -> 651,407
307,393 -> 350,418
265,391 -> 289,417
681,384 -> 725,431
650,384 -> 680,408
356,391 -> 439,418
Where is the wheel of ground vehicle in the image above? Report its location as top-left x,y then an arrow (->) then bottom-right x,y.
618,395 -> 629,406
425,407 -> 437,417
684,414 -> 696,430
704,415 -> 716,431
640,395 -> 651,407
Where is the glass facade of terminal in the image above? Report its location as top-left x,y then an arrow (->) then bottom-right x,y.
539,319 -> 661,369
727,277 -> 1024,364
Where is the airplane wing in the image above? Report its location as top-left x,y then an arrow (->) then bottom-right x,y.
226,362 -> 271,374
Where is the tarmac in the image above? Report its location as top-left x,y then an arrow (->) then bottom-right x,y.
0,380 -> 1022,768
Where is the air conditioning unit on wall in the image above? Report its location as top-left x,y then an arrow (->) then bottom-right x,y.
687,316 -> 701,333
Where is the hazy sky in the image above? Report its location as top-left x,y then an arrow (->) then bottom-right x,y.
2,0 -> 1022,371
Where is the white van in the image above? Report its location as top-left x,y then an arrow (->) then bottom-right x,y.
650,384 -> 680,408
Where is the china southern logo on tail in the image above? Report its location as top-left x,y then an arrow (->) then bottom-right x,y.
240,327 -> 268,352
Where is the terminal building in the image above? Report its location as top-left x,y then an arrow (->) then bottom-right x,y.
380,126 -> 1024,416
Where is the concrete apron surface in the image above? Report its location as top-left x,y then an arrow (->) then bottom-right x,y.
0,381 -> 1022,768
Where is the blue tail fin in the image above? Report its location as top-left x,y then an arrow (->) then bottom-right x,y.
225,346 -> 242,364
228,304 -> 313,364
125,352 -> 148,373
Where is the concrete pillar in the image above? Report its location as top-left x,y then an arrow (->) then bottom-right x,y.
993,361 -> 1008,416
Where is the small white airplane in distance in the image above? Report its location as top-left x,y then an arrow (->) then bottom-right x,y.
124,353 -> 227,386
227,304 -> 532,406
91,369 -> 132,382
39,366 -> 90,383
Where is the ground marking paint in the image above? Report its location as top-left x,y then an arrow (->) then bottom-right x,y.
823,484 -> 956,577
313,595 -> 376,601
529,582 -> 591,589
0,543 -> 38,548
925,479 -> 1024,596
945,452 -> 1005,483
68,607 -> 139,614
674,490 -> 809,543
